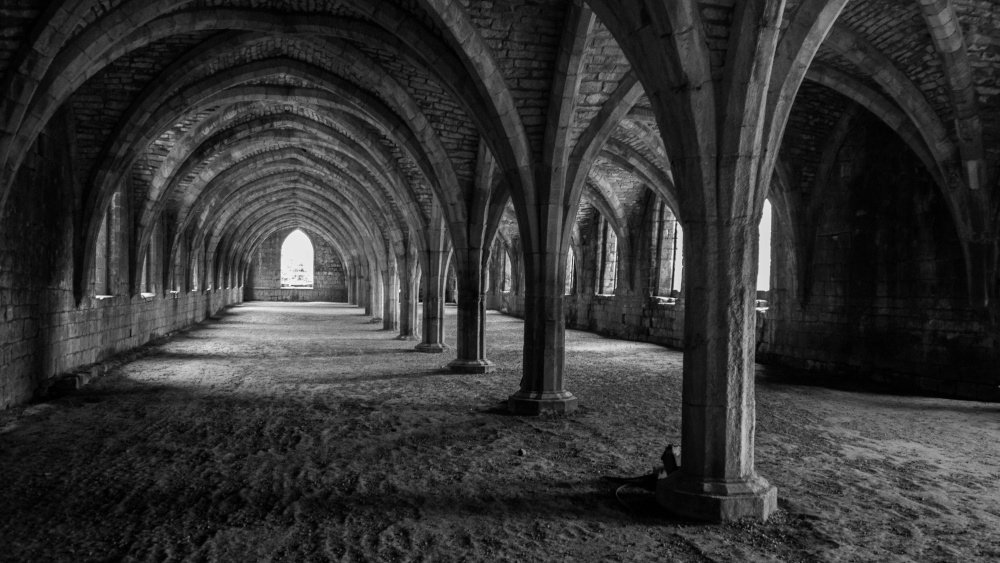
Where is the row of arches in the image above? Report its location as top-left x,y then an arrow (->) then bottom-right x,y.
1,0 -> 996,525
487,199 -> 773,301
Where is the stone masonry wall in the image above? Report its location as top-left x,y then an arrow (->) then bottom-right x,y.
758,117 -> 999,401
245,228 -> 348,302
486,290 -> 687,350
565,295 -> 685,349
485,118 -> 997,402
486,225 -> 687,349
0,112 -> 243,409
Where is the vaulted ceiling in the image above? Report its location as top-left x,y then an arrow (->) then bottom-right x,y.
1,0 -> 997,293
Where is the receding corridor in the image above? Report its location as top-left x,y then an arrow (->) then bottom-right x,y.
1,303 -> 998,562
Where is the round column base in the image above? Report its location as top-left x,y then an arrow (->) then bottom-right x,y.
507,390 -> 578,415
447,359 -> 495,374
656,471 -> 777,522
414,342 -> 448,353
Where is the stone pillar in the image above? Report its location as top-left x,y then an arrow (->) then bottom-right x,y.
370,267 -> 383,322
508,248 -> 577,414
486,244 -> 503,309
397,251 -> 419,340
581,0 -> 786,520
448,249 -> 494,373
415,249 -> 447,352
347,265 -> 356,305
656,218 -> 777,521
445,264 -> 458,303
358,260 -> 372,315
382,266 -> 399,331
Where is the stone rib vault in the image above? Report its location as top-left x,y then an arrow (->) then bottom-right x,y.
1,0 -> 999,525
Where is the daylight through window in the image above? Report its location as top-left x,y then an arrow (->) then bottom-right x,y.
281,229 -> 314,289
757,199 -> 772,293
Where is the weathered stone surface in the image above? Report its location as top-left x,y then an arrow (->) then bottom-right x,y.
507,390 -> 578,416
2,1 -> 1000,535
657,471 -> 778,522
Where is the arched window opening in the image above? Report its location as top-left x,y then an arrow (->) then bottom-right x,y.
170,249 -> 182,293
145,221 -> 159,295
651,199 -> 683,298
94,209 -> 109,295
501,252 -> 512,292
190,251 -> 200,292
597,216 -> 618,295
140,251 -> 153,296
93,192 -> 120,298
672,224 -> 684,295
565,246 -> 575,295
281,229 -> 314,289
140,254 -> 147,292
416,263 -> 423,302
757,199 -> 773,303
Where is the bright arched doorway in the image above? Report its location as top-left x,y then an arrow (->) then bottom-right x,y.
281,229 -> 314,289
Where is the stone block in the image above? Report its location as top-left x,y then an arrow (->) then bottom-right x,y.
508,390 -> 578,415
657,471 -> 778,522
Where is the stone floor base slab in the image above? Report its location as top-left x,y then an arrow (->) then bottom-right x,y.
448,359 -> 495,373
395,334 -> 419,341
414,342 -> 448,353
656,471 -> 777,522
507,390 -> 578,415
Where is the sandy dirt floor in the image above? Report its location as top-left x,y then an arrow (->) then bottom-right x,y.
1,302 -> 999,562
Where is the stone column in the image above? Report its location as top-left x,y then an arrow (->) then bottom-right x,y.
370,267 -> 383,322
348,262 -> 358,306
508,247 -> 577,414
382,266 -> 399,331
581,0 -> 786,520
486,244 -> 503,310
445,266 -> 457,303
415,249 -> 447,353
396,251 -> 419,340
656,217 -> 777,521
356,258 -> 372,315
448,248 -> 494,373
